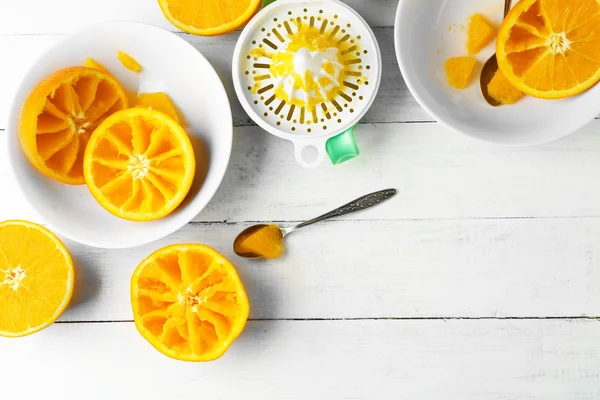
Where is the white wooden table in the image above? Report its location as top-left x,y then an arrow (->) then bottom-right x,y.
2,1 -> 600,398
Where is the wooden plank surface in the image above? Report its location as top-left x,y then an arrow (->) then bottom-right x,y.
1,319 -> 599,399
56,218 -> 600,322
197,121 -> 600,222
2,0 -> 600,398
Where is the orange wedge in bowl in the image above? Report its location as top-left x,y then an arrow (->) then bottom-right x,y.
19,66 -> 128,184
157,0 -> 262,36
496,0 -> 600,99
83,108 -> 195,221
136,92 -> 181,122
117,50 -> 143,73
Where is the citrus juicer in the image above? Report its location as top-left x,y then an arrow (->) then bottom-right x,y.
232,0 -> 382,168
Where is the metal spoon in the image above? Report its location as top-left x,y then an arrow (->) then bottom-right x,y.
480,0 -> 513,106
233,188 -> 398,259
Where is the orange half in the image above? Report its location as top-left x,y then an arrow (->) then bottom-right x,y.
83,108 -> 196,221
131,244 -> 250,361
497,0 -> 600,99
19,67 -> 128,184
0,220 -> 74,337
157,0 -> 262,36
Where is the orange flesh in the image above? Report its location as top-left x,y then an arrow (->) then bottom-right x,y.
157,0 -> 262,36
83,108 -> 195,221
131,244 -> 250,361
0,220 -> 74,337
84,58 -> 109,73
496,0 -> 600,98
487,69 -> 524,104
237,225 -> 284,259
444,57 -> 477,89
19,67 -> 128,184
136,92 -> 181,123
467,14 -> 497,55
117,50 -> 142,73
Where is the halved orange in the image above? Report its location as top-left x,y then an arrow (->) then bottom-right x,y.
131,244 -> 250,361
157,0 -> 262,36
83,108 -> 195,221
497,0 -> 600,99
20,67 -> 128,184
0,220 -> 74,337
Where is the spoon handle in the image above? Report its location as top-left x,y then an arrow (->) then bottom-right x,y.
504,0 -> 512,17
292,189 -> 397,231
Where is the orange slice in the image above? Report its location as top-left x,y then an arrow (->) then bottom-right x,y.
83,108 -> 195,221
20,66 -> 128,184
157,0 -> 262,36
136,92 -> 180,122
131,244 -> 250,361
117,51 -> 142,73
0,220 -> 74,337
444,57 -> 477,89
497,0 -> 600,99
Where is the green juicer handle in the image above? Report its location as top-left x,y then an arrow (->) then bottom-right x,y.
258,0 -> 361,166
326,126 -> 360,165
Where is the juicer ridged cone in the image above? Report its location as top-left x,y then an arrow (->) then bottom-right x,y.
233,0 -> 382,137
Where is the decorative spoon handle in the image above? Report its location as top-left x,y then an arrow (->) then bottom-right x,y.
504,0 -> 513,17
291,188 -> 397,231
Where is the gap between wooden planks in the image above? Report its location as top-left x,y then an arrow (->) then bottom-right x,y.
39,218 -> 600,322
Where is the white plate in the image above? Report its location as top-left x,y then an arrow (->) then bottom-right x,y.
6,22 -> 232,248
395,0 -> 600,146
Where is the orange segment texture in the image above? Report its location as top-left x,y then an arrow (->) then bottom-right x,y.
118,51 -> 143,73
83,108 -> 195,221
84,58 -> 109,73
136,92 -> 180,122
157,0 -> 262,36
497,0 -> 600,98
467,14 -> 497,55
0,220 -> 74,337
238,224 -> 284,259
445,57 -> 477,89
19,67 -> 128,184
488,69 -> 524,104
131,244 -> 250,361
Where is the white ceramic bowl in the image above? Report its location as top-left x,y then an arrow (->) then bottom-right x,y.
7,22 -> 232,248
395,0 -> 600,145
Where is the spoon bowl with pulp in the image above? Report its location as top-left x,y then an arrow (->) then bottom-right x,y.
233,189 -> 397,259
